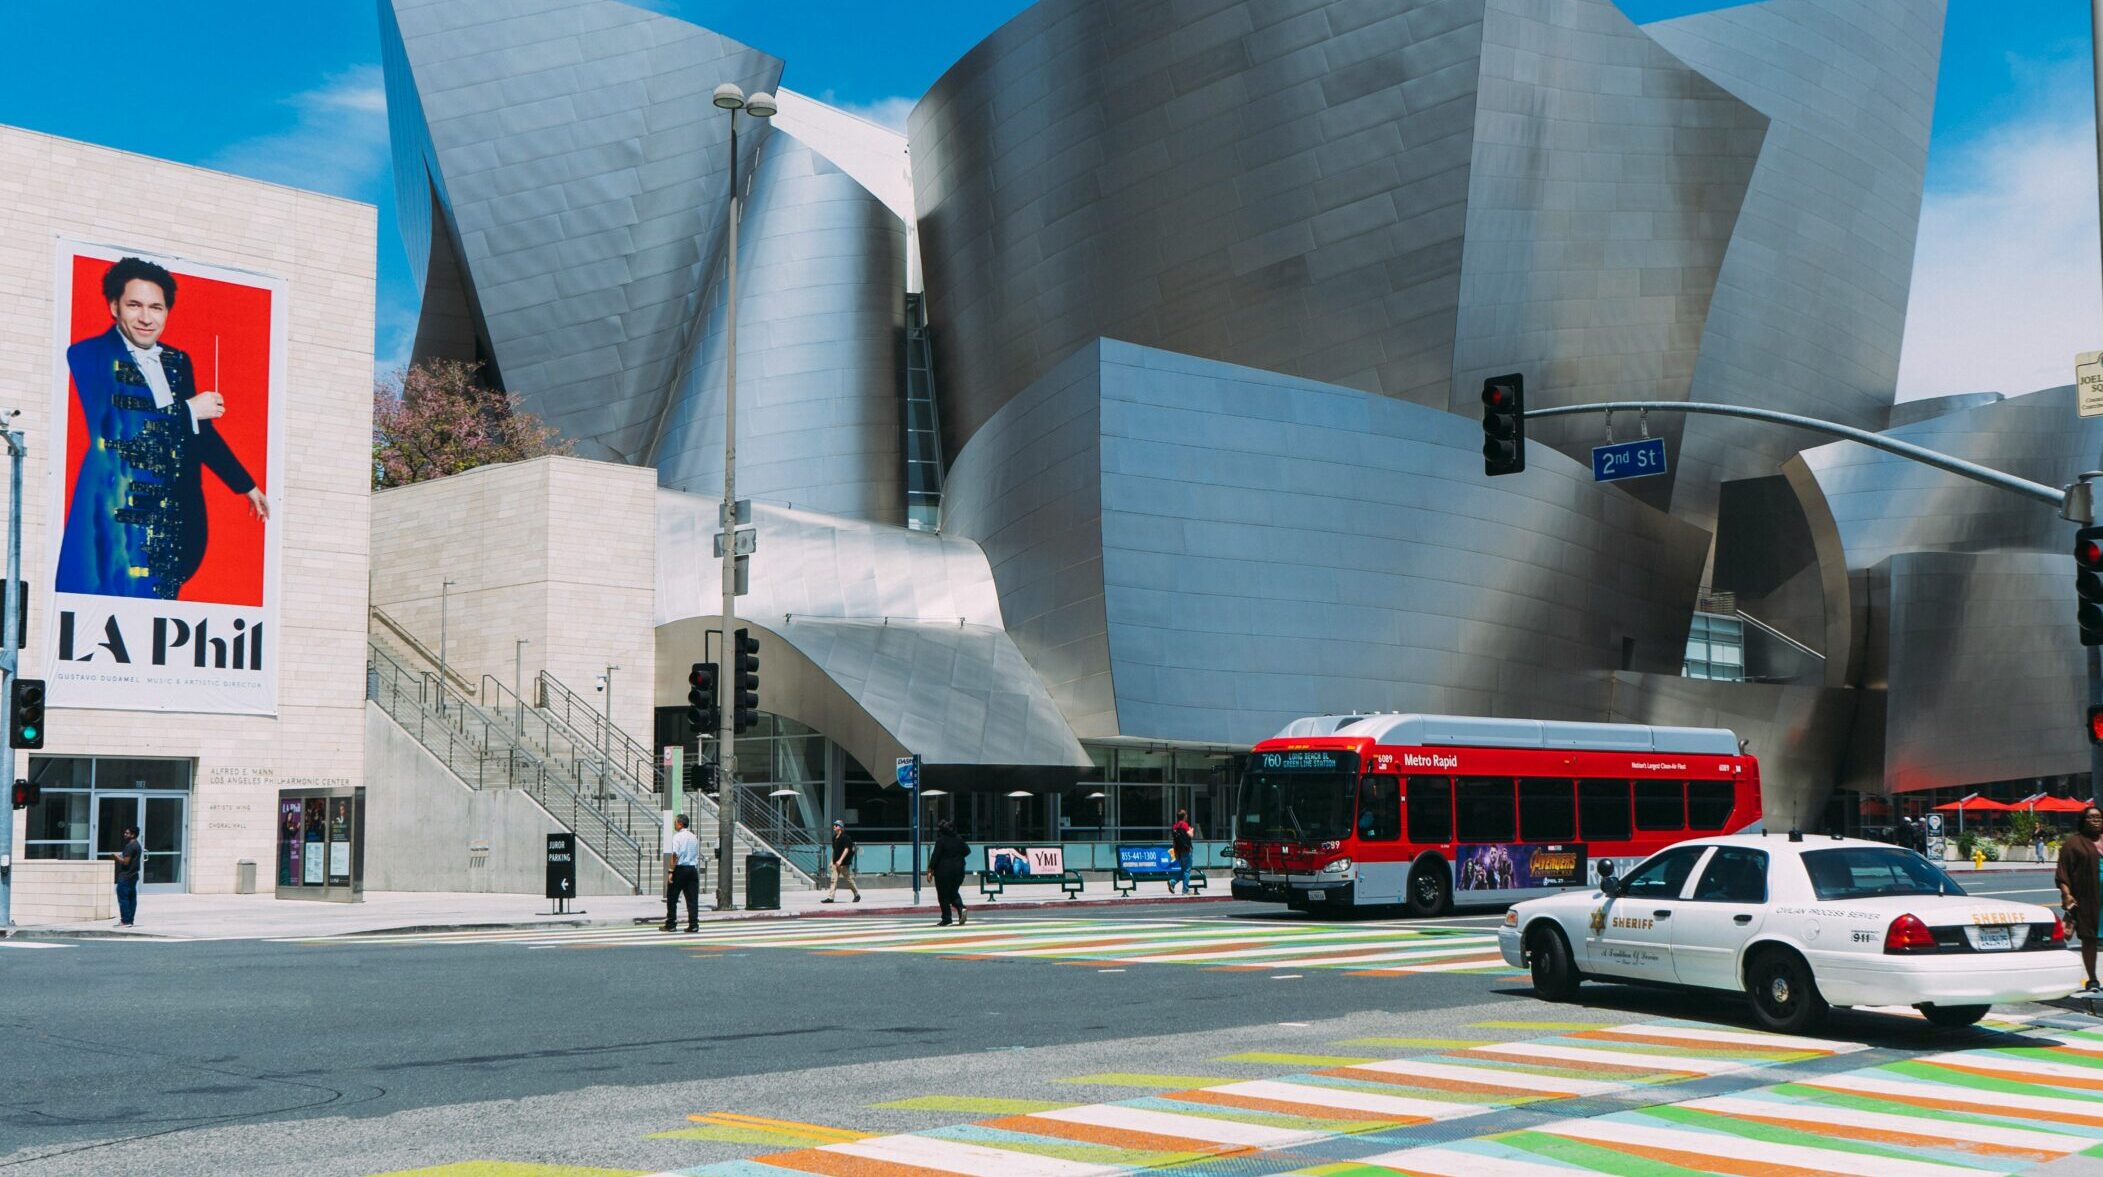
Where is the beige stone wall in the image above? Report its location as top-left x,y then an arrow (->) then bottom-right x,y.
0,124 -> 375,893
10,860 -> 115,923
370,456 -> 657,749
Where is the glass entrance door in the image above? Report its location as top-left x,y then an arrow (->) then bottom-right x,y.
93,793 -> 186,891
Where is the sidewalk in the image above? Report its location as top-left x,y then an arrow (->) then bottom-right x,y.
7,878 -> 1226,941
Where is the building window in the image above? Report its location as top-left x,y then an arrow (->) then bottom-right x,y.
1683,611 -> 1745,681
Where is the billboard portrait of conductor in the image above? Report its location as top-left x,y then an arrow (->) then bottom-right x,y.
57,256 -> 269,601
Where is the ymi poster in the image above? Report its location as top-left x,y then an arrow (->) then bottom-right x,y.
46,240 -> 283,715
1456,843 -> 1587,891
987,846 -> 1064,876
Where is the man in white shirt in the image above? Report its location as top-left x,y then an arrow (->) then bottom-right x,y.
662,814 -> 702,932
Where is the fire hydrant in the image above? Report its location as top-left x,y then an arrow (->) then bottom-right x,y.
1972,846 -> 1986,870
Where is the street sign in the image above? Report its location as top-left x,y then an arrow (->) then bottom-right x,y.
545,832 -> 576,901
1592,437 -> 1667,483
895,755 -> 920,791
712,528 -> 758,557
2080,351 -> 2103,418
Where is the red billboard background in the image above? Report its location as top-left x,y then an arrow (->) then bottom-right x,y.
64,254 -> 272,606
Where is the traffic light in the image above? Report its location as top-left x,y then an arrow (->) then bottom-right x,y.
9,677 -> 44,750
2089,704 -> 2103,745
732,628 -> 759,733
686,661 -> 719,736
1481,373 -> 1525,476
9,779 -> 36,810
2078,526 -> 2103,646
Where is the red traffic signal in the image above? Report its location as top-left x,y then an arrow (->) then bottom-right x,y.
9,778 -> 36,810
2088,705 -> 2103,746
1481,373 -> 1526,477
2079,527 -> 2103,646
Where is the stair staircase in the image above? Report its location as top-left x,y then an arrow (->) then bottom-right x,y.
366,607 -> 818,897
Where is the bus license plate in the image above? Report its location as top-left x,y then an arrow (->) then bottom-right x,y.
1308,889 -> 1326,901
1977,926 -> 2012,951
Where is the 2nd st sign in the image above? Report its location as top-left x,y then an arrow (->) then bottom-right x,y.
1592,437 -> 1667,483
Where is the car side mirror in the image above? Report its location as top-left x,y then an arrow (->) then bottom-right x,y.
1599,876 -> 1621,898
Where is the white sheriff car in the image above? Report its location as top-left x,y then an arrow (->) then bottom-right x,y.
1498,833 -> 2081,1032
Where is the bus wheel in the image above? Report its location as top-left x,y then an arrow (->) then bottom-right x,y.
1406,862 -> 1450,918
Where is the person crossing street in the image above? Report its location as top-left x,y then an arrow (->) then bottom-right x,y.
662,814 -> 701,932
927,820 -> 970,926
823,818 -> 861,903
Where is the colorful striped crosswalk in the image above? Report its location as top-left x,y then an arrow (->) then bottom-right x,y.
295,915 -> 1515,976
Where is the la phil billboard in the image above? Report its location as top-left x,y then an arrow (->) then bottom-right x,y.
46,241 -> 282,715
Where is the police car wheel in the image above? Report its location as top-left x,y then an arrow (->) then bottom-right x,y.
1746,948 -> 1826,1033
1527,924 -> 1581,1001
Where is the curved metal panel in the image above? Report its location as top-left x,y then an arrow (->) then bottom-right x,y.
1452,0 -> 1767,509
1646,0 -> 1948,525
653,129 -> 908,522
944,339 -> 1713,748
384,0 -> 782,461
911,0 -> 1489,459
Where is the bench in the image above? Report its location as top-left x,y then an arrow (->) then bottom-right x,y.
977,846 -> 1084,900
1111,844 -> 1207,896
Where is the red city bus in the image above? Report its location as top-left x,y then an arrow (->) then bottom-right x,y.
1231,713 -> 1761,916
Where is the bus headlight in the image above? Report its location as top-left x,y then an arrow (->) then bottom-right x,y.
1231,857 -> 1249,870
1322,857 -> 1353,874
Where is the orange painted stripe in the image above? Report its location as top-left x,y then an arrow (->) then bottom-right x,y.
748,1147 -> 933,1177
1549,1134 -> 1835,1177
1577,1029 -> 1824,1056
1116,939 -> 1277,958
1707,1110 -> 2054,1162
1798,1082 -> 2103,1128
1324,1066 -> 1548,1097
980,1113 -> 1244,1155
1167,1087 -> 1420,1124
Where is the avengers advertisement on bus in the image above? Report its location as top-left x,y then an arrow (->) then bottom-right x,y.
47,240 -> 283,715
1456,842 -> 1587,891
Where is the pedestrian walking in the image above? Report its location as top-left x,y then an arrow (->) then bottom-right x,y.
927,820 -> 970,926
823,818 -> 861,903
662,814 -> 701,932
2037,826 -> 2050,862
113,825 -> 142,927
2056,805 -> 2103,994
1169,808 -> 1194,894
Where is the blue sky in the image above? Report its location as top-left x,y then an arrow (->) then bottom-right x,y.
0,1 -> 2092,400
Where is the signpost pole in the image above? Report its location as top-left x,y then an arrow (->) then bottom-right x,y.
0,429 -> 20,933
2089,0 -> 2103,801
898,755 -> 922,906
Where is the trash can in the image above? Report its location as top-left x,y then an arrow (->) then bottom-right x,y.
235,860 -> 257,895
745,852 -> 781,911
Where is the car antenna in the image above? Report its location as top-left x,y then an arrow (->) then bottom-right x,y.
1787,828 -> 1803,843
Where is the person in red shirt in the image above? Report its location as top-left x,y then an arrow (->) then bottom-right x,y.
1170,809 -> 1195,894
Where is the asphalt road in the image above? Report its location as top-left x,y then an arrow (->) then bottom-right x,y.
0,873 -> 2076,1176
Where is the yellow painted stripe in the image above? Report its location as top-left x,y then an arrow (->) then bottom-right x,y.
870,1095 -> 1075,1114
1213,1052 -> 1380,1066
1333,1037 -> 1494,1049
692,1112 -> 870,1142
1465,1021 -> 1607,1031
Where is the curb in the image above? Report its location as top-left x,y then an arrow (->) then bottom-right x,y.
12,892 -> 1233,942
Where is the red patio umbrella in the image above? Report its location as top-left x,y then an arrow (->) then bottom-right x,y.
2033,797 -> 2090,813
1931,794 -> 2012,832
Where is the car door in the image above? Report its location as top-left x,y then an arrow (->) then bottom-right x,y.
1671,846 -> 1769,990
1587,845 -> 1708,981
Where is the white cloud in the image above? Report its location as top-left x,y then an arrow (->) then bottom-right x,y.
819,90 -> 915,132
210,66 -> 392,203
1896,63 -> 2103,401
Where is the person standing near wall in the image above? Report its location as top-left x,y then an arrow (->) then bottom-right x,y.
823,819 -> 861,903
113,825 -> 143,927
1170,808 -> 1195,894
662,814 -> 701,932
927,820 -> 971,927
2056,806 -> 2103,995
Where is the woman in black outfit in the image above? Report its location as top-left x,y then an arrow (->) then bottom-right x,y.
927,820 -> 971,927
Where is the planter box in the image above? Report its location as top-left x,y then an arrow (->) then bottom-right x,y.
12,860 -> 114,923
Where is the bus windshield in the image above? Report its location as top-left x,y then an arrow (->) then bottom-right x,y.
1240,751 -> 1358,843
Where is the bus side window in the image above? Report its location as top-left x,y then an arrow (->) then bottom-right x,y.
1456,777 -> 1515,843
1688,780 -> 1734,830
1519,778 -> 1575,842
1579,779 -> 1632,842
1406,776 -> 1452,844
1357,776 -> 1400,841
1634,780 -> 1686,831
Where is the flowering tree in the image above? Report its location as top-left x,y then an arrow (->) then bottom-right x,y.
372,359 -> 571,489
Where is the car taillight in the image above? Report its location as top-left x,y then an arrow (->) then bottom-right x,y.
1884,913 -> 1937,954
2052,915 -> 2067,945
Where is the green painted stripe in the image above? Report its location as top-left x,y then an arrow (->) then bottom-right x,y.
1335,1037 -> 1494,1049
1499,1128 -> 1708,1176
1556,1038 -> 1818,1063
1643,1103 -> 1957,1164
1767,1082 -> 2067,1135
1213,1052 -> 1380,1066
1888,1058 -> 2103,1102
1989,1046 -> 2103,1072
871,1096 -> 1072,1114
1057,1072 -> 1243,1088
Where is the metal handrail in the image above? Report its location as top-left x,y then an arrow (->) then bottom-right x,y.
370,605 -> 479,697
537,670 -> 663,793
1734,609 -> 1825,661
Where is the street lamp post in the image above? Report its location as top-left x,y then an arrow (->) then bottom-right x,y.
711,81 -> 776,910
514,637 -> 529,729
438,578 -> 456,711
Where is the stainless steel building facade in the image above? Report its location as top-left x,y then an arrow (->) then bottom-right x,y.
384,0 -> 2075,835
